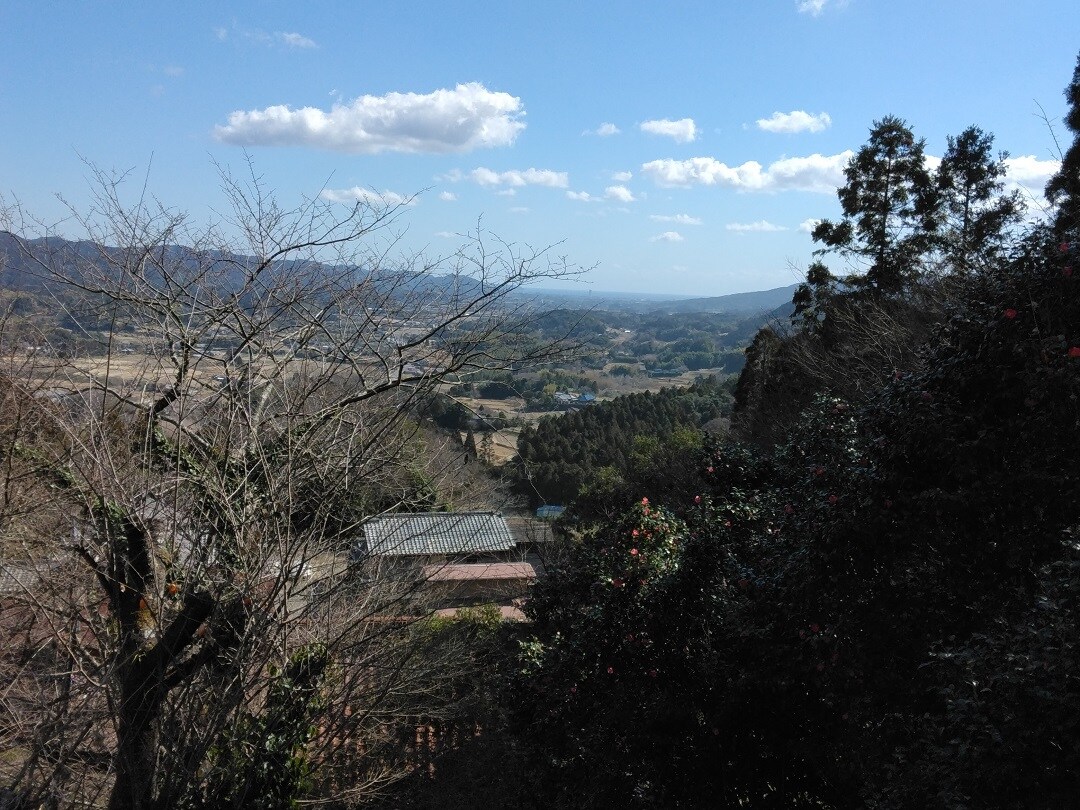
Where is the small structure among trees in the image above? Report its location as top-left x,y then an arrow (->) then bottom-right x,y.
357,512 -> 541,616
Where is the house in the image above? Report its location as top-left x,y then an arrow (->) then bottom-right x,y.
357,512 -> 541,616
358,511 -> 518,561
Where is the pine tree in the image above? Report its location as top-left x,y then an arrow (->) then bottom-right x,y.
933,125 -> 1024,272
812,116 -> 935,294
1046,52 -> 1080,241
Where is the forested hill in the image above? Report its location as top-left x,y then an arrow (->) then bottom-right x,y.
649,283 -> 799,314
514,375 -> 732,508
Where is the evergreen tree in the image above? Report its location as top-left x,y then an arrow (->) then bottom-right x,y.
933,125 -> 1024,272
1046,52 -> 1080,241
813,116 -> 935,294
790,259 -> 837,333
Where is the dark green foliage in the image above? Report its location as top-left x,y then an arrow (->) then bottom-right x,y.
514,376 -> 732,508
740,118 -> 1027,448
421,393 -> 471,432
933,126 -> 1024,272
1046,52 -> 1080,241
512,240 -> 1080,800
197,645 -> 329,810
813,116 -> 935,294
504,55 -> 1080,806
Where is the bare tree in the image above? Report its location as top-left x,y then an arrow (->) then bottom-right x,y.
0,164 -> 579,808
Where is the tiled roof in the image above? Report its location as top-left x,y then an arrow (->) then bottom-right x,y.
361,512 -> 517,557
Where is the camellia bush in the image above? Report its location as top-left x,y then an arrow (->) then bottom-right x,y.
508,214 -> 1080,810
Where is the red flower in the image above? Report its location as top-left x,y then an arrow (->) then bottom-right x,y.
648,669 -> 658,678
810,623 -> 820,633
920,391 -> 933,402
630,548 -> 639,557
612,578 -> 625,588
1004,308 -> 1018,319
828,494 -> 838,504
706,466 -> 715,474
1060,242 -> 1070,253
632,529 -> 639,537
641,497 -> 649,506
694,495 -> 702,504
884,498 -> 893,509
570,686 -> 577,694
784,503 -> 795,514
1069,347 -> 1080,358
1065,266 -> 1074,277
813,465 -> 825,476
737,578 -> 750,591
607,666 -> 615,675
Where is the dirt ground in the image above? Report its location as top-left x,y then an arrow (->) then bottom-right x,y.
488,428 -> 520,465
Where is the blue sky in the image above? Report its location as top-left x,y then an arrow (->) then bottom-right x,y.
1,1 -> 1077,296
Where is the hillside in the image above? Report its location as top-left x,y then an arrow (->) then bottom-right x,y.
649,283 -> 800,315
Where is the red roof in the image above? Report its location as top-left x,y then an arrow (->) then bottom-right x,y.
421,561 -> 538,583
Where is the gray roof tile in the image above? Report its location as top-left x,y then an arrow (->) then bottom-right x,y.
361,512 -> 516,557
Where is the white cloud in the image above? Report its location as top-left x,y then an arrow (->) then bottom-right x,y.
797,0 -> 847,16
1005,155 -> 1060,193
438,191 -> 457,202
278,31 -> 317,49
320,187 -> 416,207
650,213 -> 702,225
796,0 -> 828,15
757,110 -> 832,134
496,189 -> 517,197
605,185 -> 637,203
726,220 -> 788,232
640,118 -> 698,143
445,166 -> 568,188
641,150 -> 853,193
651,231 -> 685,243
567,191 -> 598,202
611,170 -> 633,182
799,218 -> 822,233
435,231 -> 457,238
163,65 -> 185,77
584,122 -> 620,136
214,83 -> 526,154
510,206 -> 529,213
213,26 -> 228,41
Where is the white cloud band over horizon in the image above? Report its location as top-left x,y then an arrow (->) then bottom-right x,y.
214,83 -> 525,154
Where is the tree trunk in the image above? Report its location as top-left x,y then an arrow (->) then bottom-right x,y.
108,664 -> 164,810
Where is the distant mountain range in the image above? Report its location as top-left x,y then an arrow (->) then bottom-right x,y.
648,283 -> 800,315
2,231 -> 801,319
511,282 -> 800,317
0,231 -> 486,303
